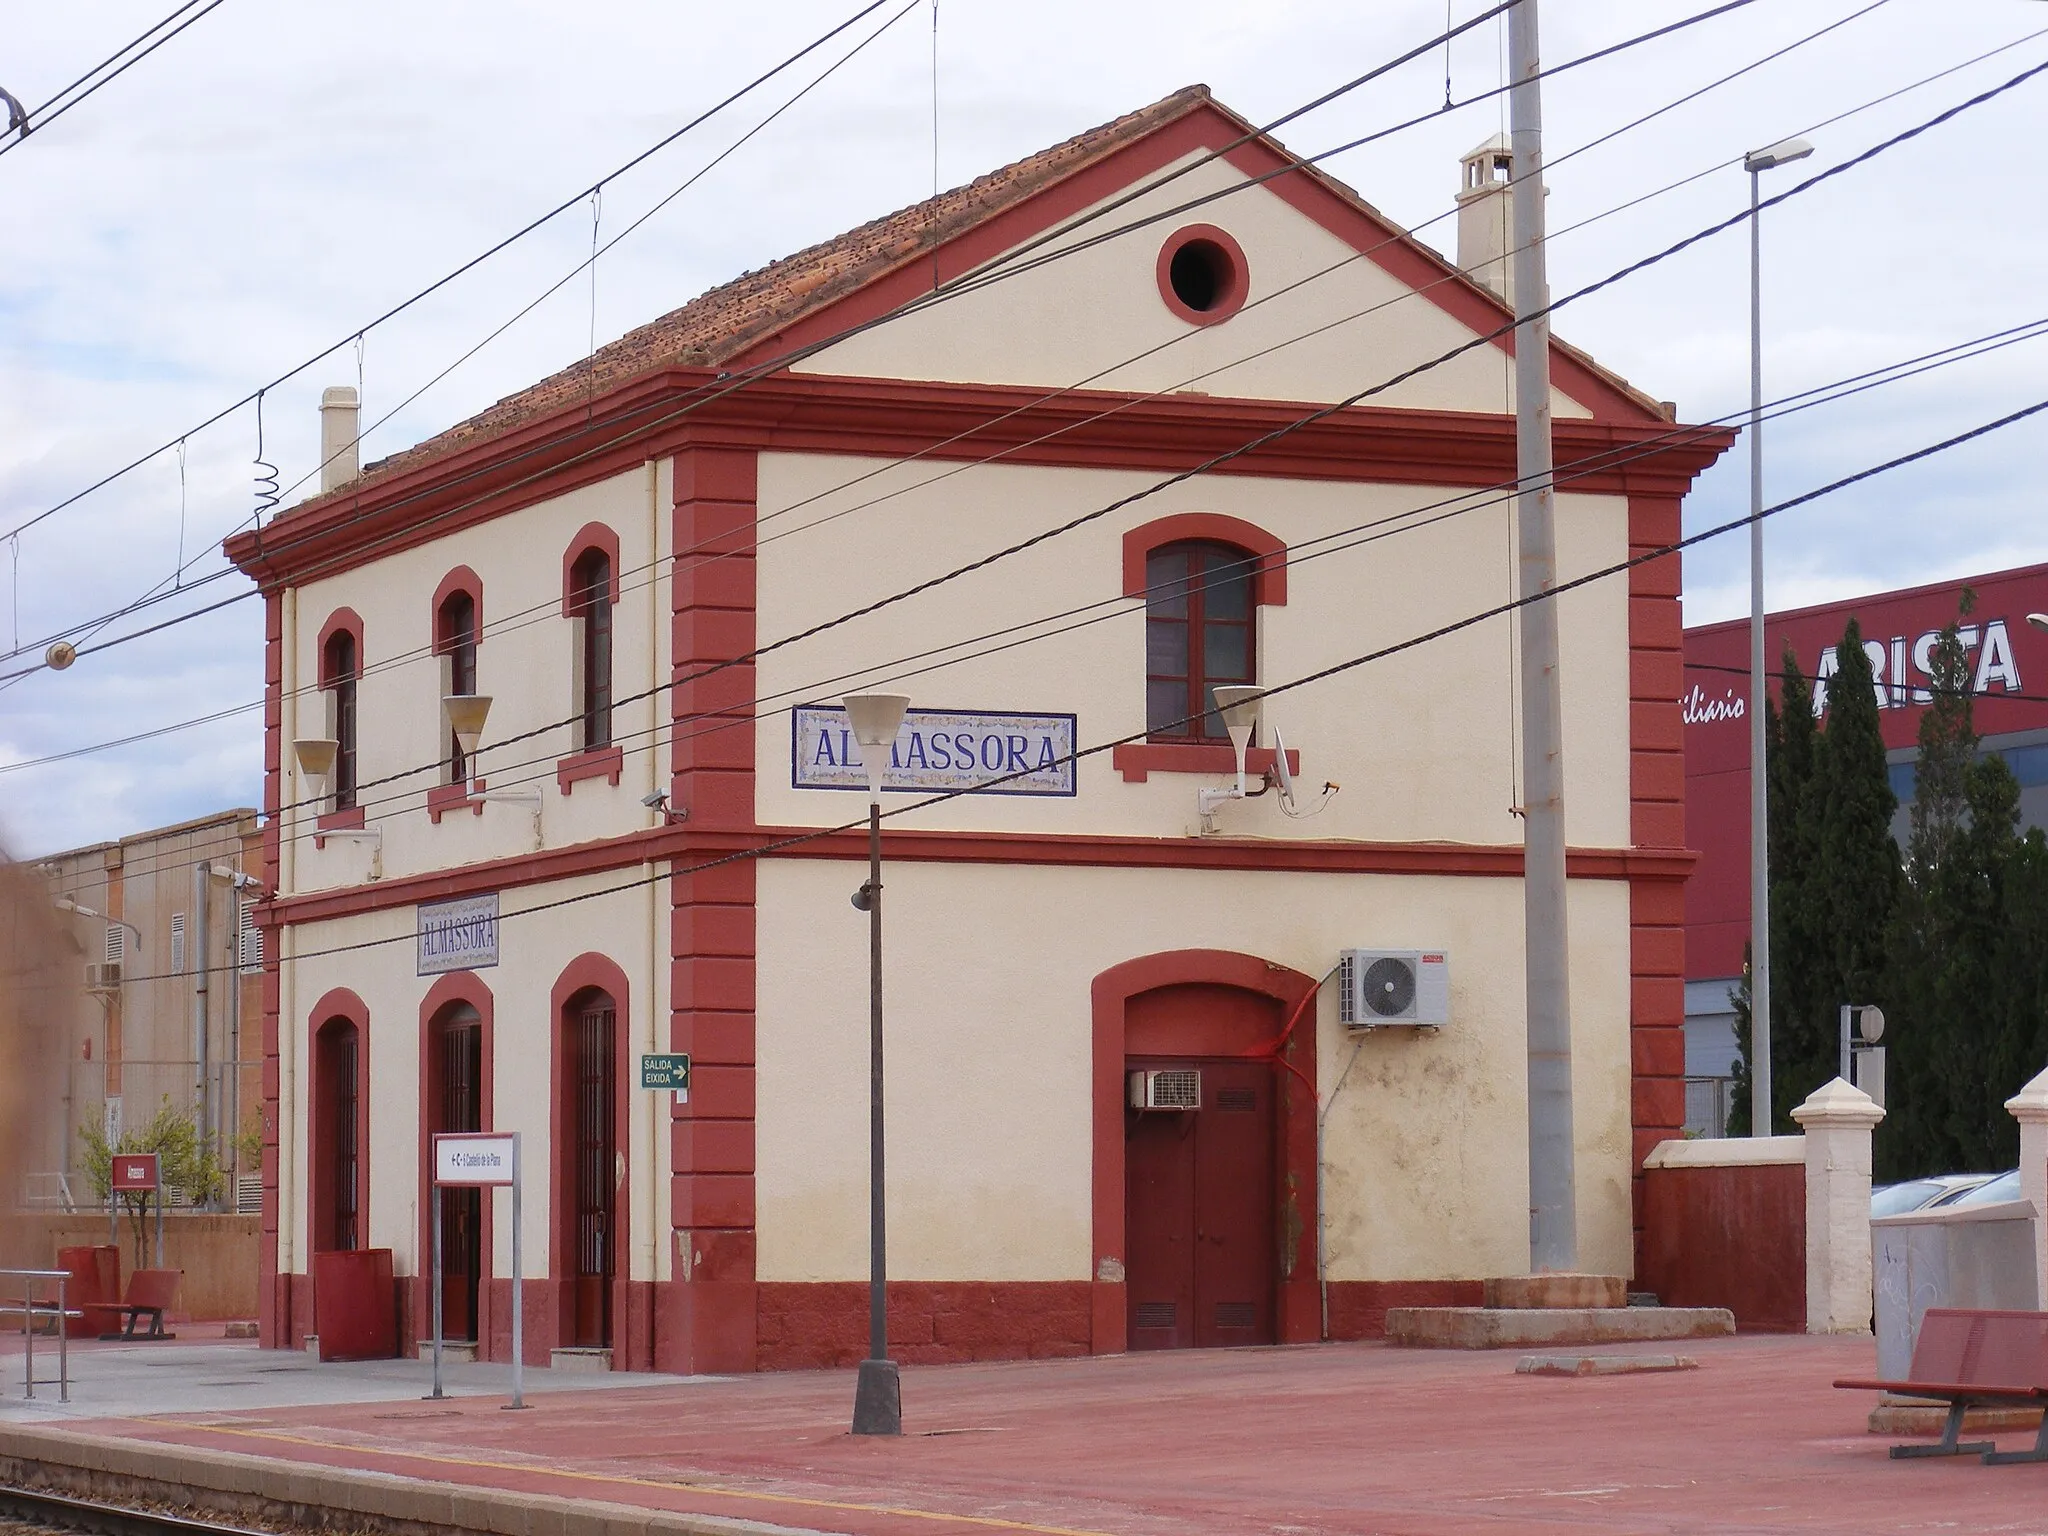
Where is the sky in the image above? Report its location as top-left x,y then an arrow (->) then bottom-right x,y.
0,0 -> 2043,856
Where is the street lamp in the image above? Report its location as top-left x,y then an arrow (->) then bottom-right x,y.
1742,134 -> 1813,1136
52,898 -> 142,959
843,690 -> 909,1437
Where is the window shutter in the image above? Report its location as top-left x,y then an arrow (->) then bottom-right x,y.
104,923 -> 124,964
170,912 -> 186,974
238,900 -> 263,973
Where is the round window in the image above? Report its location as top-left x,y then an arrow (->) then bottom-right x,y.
1156,225 -> 1248,325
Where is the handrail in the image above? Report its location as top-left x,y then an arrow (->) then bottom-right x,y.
0,1268 -> 72,1402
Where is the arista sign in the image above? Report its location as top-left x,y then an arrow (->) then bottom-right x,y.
1683,561 -> 2048,984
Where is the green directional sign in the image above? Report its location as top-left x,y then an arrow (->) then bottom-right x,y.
640,1052 -> 691,1098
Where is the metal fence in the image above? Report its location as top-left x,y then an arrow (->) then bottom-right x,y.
1684,1075 -> 1733,1139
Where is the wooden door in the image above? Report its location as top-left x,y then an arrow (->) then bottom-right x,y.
1126,1056 -> 1277,1350
572,1003 -> 616,1349
436,1017 -> 482,1342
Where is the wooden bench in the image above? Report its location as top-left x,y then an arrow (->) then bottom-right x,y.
1836,1307 -> 2048,1464
82,1268 -> 181,1341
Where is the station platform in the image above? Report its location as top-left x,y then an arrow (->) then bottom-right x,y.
2,1332 -> 2042,1535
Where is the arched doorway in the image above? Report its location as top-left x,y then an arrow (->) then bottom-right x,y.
311,1013 -> 364,1254
1092,951 -> 1319,1355
426,1001 -> 484,1342
560,988 -> 617,1350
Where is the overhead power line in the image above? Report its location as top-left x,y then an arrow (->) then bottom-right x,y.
101,388 -> 2048,987
0,0 -> 230,159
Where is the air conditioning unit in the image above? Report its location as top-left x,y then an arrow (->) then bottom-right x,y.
1339,949 -> 1449,1030
83,961 -> 122,992
1129,1067 -> 1201,1112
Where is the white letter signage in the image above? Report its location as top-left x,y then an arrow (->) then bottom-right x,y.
433,1132 -> 516,1186
792,705 -> 1076,796
417,892 -> 499,976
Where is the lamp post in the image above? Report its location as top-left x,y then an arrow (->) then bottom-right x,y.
1742,135 -> 1813,1136
843,690 -> 909,1437
52,899 -> 142,961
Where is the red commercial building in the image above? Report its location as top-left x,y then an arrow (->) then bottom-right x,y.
1683,561 -> 2048,1132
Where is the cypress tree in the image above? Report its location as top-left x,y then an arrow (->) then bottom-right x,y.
1794,617 -> 1899,1128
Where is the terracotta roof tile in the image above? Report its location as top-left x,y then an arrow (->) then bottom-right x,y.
338,84 -> 1217,497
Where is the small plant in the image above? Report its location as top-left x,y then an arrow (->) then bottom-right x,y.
78,1098 -> 225,1268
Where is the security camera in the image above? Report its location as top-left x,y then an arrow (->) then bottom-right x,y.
640,790 -> 668,810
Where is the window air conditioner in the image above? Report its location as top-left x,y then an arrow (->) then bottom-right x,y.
1128,1067 -> 1201,1112
1338,949 -> 1449,1030
83,961 -> 122,992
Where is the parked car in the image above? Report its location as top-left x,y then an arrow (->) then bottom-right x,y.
1871,1173 -> 1997,1216
1940,1169 -> 2023,1208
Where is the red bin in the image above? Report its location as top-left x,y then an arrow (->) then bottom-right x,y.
312,1248 -> 398,1361
55,1244 -> 118,1339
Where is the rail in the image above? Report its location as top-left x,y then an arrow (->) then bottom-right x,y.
0,1482 -> 280,1536
0,1268 -> 75,1402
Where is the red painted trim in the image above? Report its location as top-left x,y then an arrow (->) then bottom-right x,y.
549,952 -> 635,1366
306,988 -> 370,1263
258,590 -> 283,1350
1111,742 -> 1299,783
1123,512 -> 1287,609
416,972 -> 497,1359
1089,950 -> 1319,1355
1155,223 -> 1249,326
1325,1279 -> 1486,1340
225,367 -> 1730,591
316,608 -> 364,681
267,820 -> 1694,928
556,744 -> 624,795
315,807 -> 365,834
757,1281 -> 1091,1369
431,567 -> 484,638
426,783 -> 482,824
560,522 -> 622,616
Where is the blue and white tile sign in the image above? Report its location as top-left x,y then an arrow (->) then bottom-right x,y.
417,892 -> 500,975
792,705 -> 1077,797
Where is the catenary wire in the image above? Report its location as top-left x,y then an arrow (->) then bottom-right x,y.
103,389 -> 2048,987
0,0 -> 1900,675
15,54 -> 2041,861
67,311 -> 2048,890
0,0 -> 230,159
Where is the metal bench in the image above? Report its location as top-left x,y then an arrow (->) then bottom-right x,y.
1836,1307 -> 2048,1464
82,1268 -> 181,1341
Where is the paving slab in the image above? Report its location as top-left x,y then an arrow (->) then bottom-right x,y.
5,1332 -> 2046,1535
1384,1303 -> 1734,1347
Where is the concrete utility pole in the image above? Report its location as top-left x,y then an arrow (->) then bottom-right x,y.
1508,0 -> 1577,1272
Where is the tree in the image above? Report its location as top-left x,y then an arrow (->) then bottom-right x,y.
78,1098 -> 224,1269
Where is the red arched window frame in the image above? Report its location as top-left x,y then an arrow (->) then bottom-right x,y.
432,568 -> 483,785
558,525 -> 625,790
1115,516 -> 1294,782
307,987 -> 370,1254
316,609 -> 363,820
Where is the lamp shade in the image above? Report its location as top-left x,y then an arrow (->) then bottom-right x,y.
293,737 -> 339,781
1743,137 -> 1813,173
443,694 -> 494,757
1211,686 -> 1265,736
842,692 -> 910,798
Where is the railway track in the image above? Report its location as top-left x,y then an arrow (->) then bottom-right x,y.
0,1484 -> 279,1536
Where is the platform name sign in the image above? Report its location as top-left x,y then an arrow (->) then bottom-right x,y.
433,1133 -> 516,1186
417,892 -> 499,976
792,705 -> 1077,796
110,1153 -> 159,1192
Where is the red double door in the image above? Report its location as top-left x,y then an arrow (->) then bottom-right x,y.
1126,1026 -> 1279,1350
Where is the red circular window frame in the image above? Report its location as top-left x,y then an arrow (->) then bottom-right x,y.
1155,224 -> 1249,326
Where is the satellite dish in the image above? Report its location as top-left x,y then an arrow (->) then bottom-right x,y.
1858,1005 -> 1885,1044
1270,725 -> 1296,807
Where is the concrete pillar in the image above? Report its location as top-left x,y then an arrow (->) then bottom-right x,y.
2005,1065 -> 2048,1305
1791,1077 -> 1885,1334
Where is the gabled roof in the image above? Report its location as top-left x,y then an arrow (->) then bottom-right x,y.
309,84 -> 1667,513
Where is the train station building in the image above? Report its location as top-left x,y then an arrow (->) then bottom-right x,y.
229,86 -> 1727,1372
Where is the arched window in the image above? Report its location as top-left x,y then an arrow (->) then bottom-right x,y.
312,1015 -> 361,1252
569,547 -> 612,750
436,590 -> 478,783
1144,540 -> 1257,740
320,629 -> 359,811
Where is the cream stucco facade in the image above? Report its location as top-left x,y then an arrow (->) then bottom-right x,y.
233,85 -> 1723,1371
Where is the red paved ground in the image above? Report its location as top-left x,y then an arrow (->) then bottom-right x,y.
67,1333 -> 2048,1536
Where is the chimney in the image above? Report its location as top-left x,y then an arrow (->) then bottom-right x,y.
1455,135 -> 1515,307
318,386 -> 360,493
